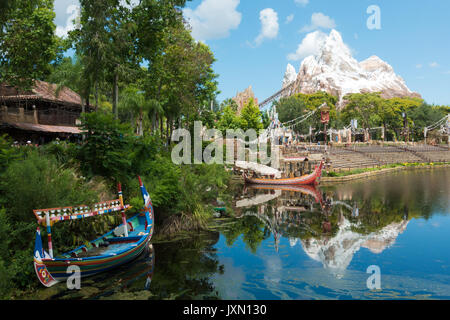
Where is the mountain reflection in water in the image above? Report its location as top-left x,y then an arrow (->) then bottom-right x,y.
220,168 -> 450,299
235,183 -> 411,279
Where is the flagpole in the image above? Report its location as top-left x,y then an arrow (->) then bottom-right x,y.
118,183 -> 129,237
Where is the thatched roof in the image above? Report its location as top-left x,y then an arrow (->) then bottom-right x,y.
0,80 -> 83,108
4,122 -> 81,134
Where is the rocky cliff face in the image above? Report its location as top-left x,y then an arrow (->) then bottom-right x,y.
283,30 -> 421,108
233,85 -> 258,115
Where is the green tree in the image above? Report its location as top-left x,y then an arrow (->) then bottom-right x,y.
408,102 -> 448,141
342,92 -> 383,131
380,97 -> 423,140
274,92 -> 337,135
70,0 -> 140,117
219,98 -> 238,112
144,24 -> 219,140
119,85 -> 160,136
238,98 -> 263,132
0,135 -> 20,174
261,111 -> 271,129
134,0 -> 188,136
275,95 -> 309,132
217,105 -> 240,134
0,0 -> 59,90
76,112 -> 134,181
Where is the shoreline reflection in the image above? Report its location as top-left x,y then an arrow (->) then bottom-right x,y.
234,182 -> 412,278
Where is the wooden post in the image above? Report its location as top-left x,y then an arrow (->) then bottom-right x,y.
118,183 -> 129,237
32,105 -> 38,124
45,212 -> 53,258
0,106 -> 7,123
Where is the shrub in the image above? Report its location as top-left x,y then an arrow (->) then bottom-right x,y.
0,152 -> 103,291
0,258 -> 11,299
0,134 -> 20,174
0,151 -> 98,224
76,112 -> 134,182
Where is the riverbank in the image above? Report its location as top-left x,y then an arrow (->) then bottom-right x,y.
0,120 -> 234,299
230,162 -> 450,185
321,162 -> 450,183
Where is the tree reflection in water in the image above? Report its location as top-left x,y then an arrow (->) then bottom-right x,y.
229,168 -> 448,278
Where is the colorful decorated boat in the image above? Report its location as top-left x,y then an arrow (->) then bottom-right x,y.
33,176 -> 154,288
244,161 -> 324,186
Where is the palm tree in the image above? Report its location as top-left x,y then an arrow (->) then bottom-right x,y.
119,86 -> 162,136
48,55 -> 92,112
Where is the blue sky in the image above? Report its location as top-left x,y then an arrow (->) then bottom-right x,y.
54,0 -> 450,105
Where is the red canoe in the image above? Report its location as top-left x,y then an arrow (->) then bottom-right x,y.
244,161 -> 324,186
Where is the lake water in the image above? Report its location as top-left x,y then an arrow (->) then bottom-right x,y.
31,167 -> 450,300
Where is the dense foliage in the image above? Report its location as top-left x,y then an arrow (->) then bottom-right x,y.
0,0 -> 60,90
216,98 -> 264,134
272,92 -> 448,142
0,114 -> 232,298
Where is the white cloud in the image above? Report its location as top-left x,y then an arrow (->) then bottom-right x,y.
300,12 -> 336,33
54,1 -> 137,38
54,0 -> 78,25
183,0 -> 242,42
295,0 -> 309,6
429,62 -> 439,68
120,0 -> 140,9
287,30 -> 327,61
55,4 -> 80,38
254,8 -> 279,46
286,14 -> 294,24
416,64 -> 423,69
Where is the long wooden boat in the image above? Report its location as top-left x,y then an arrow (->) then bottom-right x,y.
244,161 -> 324,186
33,176 -> 154,287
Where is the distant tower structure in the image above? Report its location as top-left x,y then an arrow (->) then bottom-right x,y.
232,85 -> 259,115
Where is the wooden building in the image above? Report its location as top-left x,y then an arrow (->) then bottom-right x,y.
0,80 -> 89,144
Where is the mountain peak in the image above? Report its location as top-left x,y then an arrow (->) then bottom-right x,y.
282,64 -> 297,88
322,29 -> 352,56
283,30 -> 421,107
328,29 -> 342,41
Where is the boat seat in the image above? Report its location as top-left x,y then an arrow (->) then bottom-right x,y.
107,236 -> 142,244
113,223 -> 133,237
99,241 -> 110,247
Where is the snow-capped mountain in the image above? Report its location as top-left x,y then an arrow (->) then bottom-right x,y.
282,63 -> 297,89
290,217 -> 409,279
283,30 -> 421,108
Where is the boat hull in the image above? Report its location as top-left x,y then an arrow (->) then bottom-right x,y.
244,161 -> 323,186
37,235 -> 149,282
